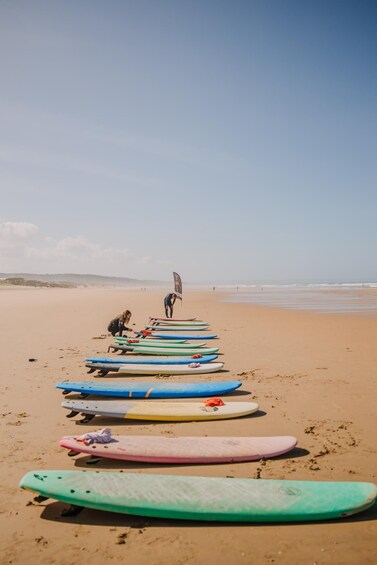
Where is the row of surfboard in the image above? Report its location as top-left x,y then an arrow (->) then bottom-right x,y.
86,320 -> 222,376
60,316 -> 260,428
20,315 -> 377,522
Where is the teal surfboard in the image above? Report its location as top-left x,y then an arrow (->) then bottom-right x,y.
20,471 -> 376,522
109,345 -> 219,356
147,333 -> 218,340
114,338 -> 206,348
116,337 -> 188,345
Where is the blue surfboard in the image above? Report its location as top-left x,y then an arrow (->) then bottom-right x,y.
147,333 -> 218,340
86,354 -> 218,365
56,380 -> 242,398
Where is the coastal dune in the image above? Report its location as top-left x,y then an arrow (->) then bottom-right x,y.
0,287 -> 376,564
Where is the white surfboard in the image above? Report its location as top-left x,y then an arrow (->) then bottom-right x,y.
62,399 -> 260,422
86,361 -> 225,376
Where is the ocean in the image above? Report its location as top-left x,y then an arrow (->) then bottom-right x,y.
218,283 -> 377,315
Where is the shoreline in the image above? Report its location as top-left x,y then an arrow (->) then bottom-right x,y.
1,288 -> 376,564
3,283 -> 377,315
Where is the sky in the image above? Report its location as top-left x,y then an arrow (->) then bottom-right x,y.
0,0 -> 376,283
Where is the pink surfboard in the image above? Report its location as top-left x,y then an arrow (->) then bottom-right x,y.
60,435 -> 297,464
149,317 -> 198,322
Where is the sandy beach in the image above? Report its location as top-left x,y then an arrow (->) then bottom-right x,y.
1,287 -> 376,565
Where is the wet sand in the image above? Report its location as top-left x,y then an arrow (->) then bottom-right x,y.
0,287 -> 376,564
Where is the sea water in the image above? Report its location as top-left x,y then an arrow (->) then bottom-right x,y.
220,283 -> 377,315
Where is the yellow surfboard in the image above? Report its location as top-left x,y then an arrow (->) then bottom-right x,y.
63,399 -> 259,423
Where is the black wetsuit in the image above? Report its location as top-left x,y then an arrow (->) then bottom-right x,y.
107,316 -> 131,337
164,293 -> 176,318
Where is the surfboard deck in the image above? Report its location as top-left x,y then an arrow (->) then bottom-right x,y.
85,361 -> 225,376
145,325 -> 207,331
108,345 -> 219,356
115,338 -> 206,348
150,317 -> 197,322
20,471 -> 377,522
86,354 -> 218,365
134,336 -> 189,342
56,380 -> 242,398
61,399 -> 259,421
147,333 -> 217,340
150,321 -> 209,327
60,435 -> 297,463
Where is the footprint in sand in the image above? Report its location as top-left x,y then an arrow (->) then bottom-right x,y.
303,419 -> 359,471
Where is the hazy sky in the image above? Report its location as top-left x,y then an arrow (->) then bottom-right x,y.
1,0 -> 376,282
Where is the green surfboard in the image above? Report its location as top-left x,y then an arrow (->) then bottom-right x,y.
115,338 -> 205,348
109,345 -> 219,356
20,471 -> 376,522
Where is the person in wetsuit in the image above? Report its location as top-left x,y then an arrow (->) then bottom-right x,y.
164,292 -> 177,318
107,310 -> 132,336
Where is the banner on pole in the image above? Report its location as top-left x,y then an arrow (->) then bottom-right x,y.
173,272 -> 182,300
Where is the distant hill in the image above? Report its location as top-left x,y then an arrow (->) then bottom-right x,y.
0,277 -> 76,288
0,273 -> 164,287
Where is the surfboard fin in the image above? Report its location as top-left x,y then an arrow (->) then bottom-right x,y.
96,370 -> 109,377
108,345 -> 124,352
34,495 -> 49,503
67,450 -> 80,457
86,366 -> 96,374
66,410 -> 79,418
61,504 -> 84,517
79,413 -> 95,424
62,390 -> 70,396
86,456 -> 102,465
78,393 -> 89,399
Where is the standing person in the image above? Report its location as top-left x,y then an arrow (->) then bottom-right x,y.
107,310 -> 132,337
164,292 -> 176,318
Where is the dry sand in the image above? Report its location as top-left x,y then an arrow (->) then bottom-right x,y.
0,287 -> 376,564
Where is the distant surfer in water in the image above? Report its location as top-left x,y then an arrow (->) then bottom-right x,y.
164,292 -> 177,318
107,310 -> 132,336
